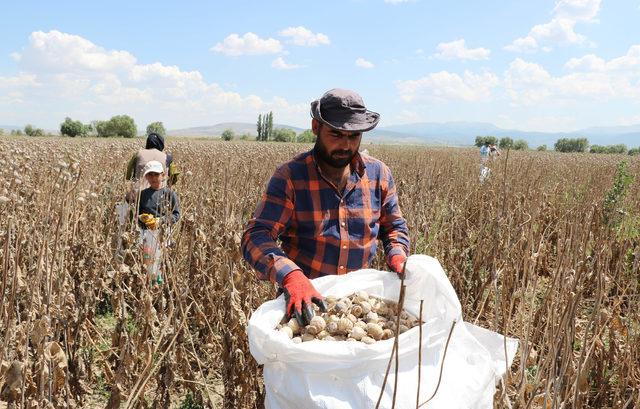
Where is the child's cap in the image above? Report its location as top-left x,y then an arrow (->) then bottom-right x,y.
143,160 -> 164,176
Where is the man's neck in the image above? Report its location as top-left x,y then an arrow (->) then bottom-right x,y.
316,159 -> 350,191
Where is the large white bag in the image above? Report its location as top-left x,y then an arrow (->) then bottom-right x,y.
248,255 -> 518,409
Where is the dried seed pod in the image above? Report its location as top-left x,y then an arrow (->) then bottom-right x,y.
316,330 -> 329,339
326,321 -> 339,334
292,337 -> 302,344
350,305 -> 363,317
360,301 -> 372,314
279,326 -> 293,339
310,316 -> 326,332
342,297 -> 353,308
333,335 -> 347,341
376,301 -> 388,315
382,329 -> 395,340
398,324 -> 409,334
365,311 -> 379,323
355,321 -> 367,329
350,326 -> 366,341
306,324 -> 322,336
287,319 -> 301,335
334,301 -> 348,314
346,337 -> 357,342
354,290 -> 369,302
325,295 -> 338,305
337,317 -> 353,334
361,336 -> 376,345
366,323 -> 384,340
301,333 -> 315,342
324,336 -> 336,341
347,313 -> 358,323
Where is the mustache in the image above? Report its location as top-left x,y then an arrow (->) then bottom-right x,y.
332,150 -> 353,156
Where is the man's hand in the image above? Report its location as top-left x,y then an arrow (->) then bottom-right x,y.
282,269 -> 327,326
388,254 -> 407,276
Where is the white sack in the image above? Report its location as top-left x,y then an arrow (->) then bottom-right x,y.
248,255 -> 518,409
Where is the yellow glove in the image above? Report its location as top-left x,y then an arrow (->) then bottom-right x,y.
139,213 -> 159,229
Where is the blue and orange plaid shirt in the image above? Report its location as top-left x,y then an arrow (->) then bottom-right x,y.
241,148 -> 410,285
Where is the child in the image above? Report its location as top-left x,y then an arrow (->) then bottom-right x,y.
137,160 -> 180,284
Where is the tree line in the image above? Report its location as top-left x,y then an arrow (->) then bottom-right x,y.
220,111 -> 315,143
475,136 -> 639,156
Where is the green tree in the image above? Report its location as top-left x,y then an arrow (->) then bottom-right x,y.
272,128 -> 295,142
554,137 -> 589,153
628,147 -> 640,156
537,145 -> 547,151
256,114 -> 263,141
266,111 -> 274,141
146,121 -> 166,137
60,117 -> 89,137
499,137 -> 514,149
607,144 -> 627,154
0,128 -> 4,136
474,136 -> 498,147
10,129 -> 23,136
221,128 -> 235,141
96,115 -> 137,138
513,139 -> 529,150
24,124 -> 45,137
590,145 -> 606,154
297,129 -> 316,143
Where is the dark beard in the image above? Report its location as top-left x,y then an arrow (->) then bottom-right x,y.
314,140 -> 356,169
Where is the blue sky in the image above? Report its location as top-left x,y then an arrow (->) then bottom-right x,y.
1,0 -> 639,132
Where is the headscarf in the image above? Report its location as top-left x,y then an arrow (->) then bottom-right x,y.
145,133 -> 165,151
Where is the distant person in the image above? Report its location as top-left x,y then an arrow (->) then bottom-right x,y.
125,132 -> 179,202
489,144 -> 500,160
137,160 -> 181,284
480,141 -> 490,163
241,88 -> 410,326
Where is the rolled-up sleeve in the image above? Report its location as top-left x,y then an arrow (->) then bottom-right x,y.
241,167 -> 300,285
378,165 -> 410,264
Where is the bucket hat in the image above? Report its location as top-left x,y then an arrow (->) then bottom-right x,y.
310,88 -> 380,132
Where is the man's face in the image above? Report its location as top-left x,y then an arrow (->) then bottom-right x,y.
145,172 -> 163,189
312,120 -> 362,169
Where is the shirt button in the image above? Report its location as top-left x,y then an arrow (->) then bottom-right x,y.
342,245 -> 347,249
339,266 -> 345,270
341,222 -> 346,227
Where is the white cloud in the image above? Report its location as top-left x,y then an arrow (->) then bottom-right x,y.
278,26 -> 330,47
396,70 -> 499,102
505,0 -> 601,53
505,49 -> 640,105
355,58 -> 375,69
271,57 -> 301,70
564,54 -> 606,71
434,39 -> 490,60
553,0 -> 602,21
211,32 -> 282,56
1,31 -> 307,128
14,30 -> 137,73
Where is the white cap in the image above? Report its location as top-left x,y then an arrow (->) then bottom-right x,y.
143,160 -> 164,176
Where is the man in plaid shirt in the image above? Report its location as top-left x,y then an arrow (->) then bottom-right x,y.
242,88 -> 410,325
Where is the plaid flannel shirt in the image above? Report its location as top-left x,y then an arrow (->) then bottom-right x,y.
241,148 -> 410,285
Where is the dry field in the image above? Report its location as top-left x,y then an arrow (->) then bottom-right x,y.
0,137 -> 639,408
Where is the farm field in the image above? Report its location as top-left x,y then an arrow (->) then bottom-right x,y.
0,137 -> 639,408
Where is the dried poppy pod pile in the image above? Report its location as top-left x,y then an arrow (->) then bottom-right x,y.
276,291 -> 421,344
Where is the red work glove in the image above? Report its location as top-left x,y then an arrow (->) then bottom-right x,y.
282,269 -> 327,326
388,254 -> 407,276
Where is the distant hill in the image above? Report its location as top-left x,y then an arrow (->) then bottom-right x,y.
168,122 -> 305,137
377,122 -> 640,147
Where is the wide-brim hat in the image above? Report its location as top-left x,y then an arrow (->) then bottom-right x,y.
310,88 -> 380,132
143,160 -> 164,176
